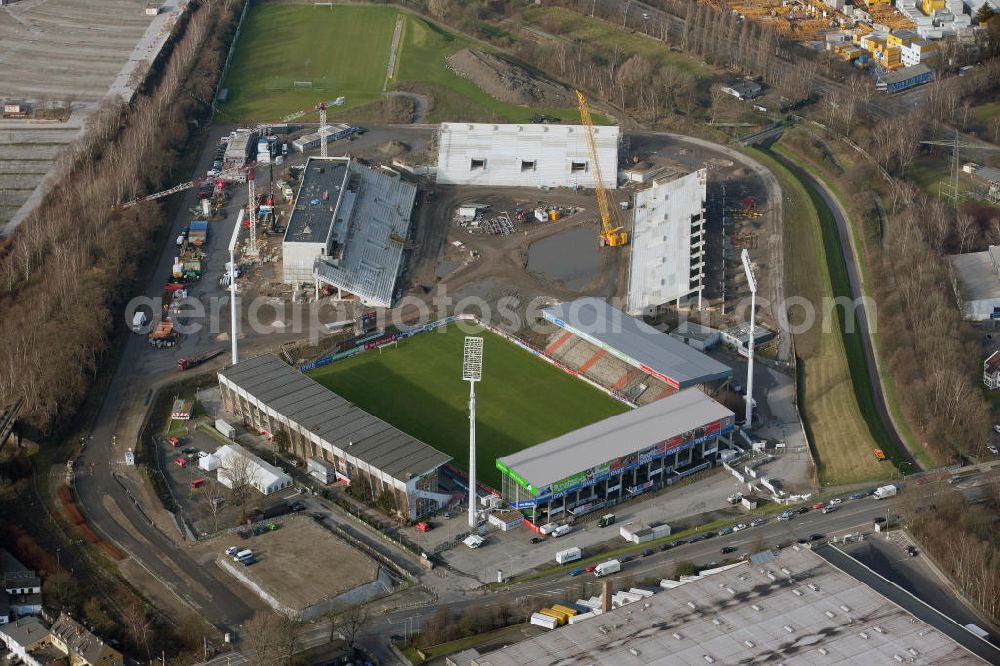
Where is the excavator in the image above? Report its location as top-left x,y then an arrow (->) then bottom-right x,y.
576,90 -> 628,248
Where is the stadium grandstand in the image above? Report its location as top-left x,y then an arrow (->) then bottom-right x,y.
540,298 -> 732,404
496,388 -> 735,523
218,354 -> 452,519
282,156 -> 416,308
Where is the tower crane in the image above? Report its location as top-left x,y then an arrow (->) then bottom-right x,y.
576,90 -> 628,247
114,98 -> 343,209
921,129 -> 1000,207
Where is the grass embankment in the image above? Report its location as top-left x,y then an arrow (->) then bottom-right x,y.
744,147 -> 887,484
774,132 -> 931,469
220,5 -> 598,124
308,325 -> 626,489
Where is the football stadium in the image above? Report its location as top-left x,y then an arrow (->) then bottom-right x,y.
218,301 -> 736,523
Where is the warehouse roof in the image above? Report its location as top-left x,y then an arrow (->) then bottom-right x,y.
476,546 -> 986,665
219,355 -> 450,480
949,246 -> 1000,301
882,63 -> 931,85
542,298 -> 731,388
497,388 -> 732,490
284,157 -> 350,245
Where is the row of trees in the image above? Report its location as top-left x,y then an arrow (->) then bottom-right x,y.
0,0 -> 244,428
903,488 -> 1000,623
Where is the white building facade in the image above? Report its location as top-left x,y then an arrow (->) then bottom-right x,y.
435,123 -> 619,188
627,169 -> 708,315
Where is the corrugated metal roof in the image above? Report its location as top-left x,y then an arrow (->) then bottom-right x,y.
219,355 -> 451,481
542,298 -> 731,388
497,388 -> 733,489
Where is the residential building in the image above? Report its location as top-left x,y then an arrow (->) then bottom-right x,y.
984,350 -> 1000,390
0,616 -> 58,666
49,612 -> 124,666
720,79 -> 763,100
1,550 -> 42,620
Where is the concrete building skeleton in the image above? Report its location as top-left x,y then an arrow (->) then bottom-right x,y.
627,169 -> 708,315
435,122 -> 619,189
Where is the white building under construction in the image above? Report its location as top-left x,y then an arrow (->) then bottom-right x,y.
282,157 -> 416,308
627,168 -> 707,316
435,122 -> 619,189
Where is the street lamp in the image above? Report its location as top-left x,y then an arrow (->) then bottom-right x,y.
463,336 -> 484,529
227,208 -> 241,365
741,249 -> 757,429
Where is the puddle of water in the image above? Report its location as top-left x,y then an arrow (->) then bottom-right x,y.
527,227 -> 600,290
436,260 -> 461,279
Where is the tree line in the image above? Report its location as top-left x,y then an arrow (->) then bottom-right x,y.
0,0 -> 245,429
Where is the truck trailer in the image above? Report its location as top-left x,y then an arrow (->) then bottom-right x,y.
873,484 -> 897,500
595,559 -> 621,577
555,547 -> 582,564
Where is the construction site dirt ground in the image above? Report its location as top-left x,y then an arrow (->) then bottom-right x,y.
204,515 -> 380,611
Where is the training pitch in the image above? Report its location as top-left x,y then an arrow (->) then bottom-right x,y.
307,324 -> 628,489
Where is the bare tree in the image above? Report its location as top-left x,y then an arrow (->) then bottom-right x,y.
328,603 -> 370,656
122,600 -> 152,661
220,447 -> 258,509
244,611 -> 298,666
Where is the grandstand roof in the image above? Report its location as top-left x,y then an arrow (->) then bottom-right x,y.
477,545 -> 987,665
218,355 -> 450,481
284,157 -> 350,246
497,388 -> 733,490
312,158 -> 417,308
541,298 -> 731,388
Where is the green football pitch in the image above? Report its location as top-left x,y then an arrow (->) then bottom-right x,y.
307,325 -> 628,490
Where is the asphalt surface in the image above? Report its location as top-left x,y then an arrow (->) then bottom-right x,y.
770,151 -> 919,472
816,544 -> 1000,664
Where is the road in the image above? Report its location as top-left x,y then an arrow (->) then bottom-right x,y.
772,151 -> 919,471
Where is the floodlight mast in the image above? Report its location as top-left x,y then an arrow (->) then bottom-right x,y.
741,249 -> 757,429
463,337 -> 484,529
227,210 -> 242,365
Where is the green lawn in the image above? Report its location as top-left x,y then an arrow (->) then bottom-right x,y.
220,4 -> 399,121
219,5 -> 598,124
744,148 -> 886,485
307,325 -> 627,489
393,14 -> 597,123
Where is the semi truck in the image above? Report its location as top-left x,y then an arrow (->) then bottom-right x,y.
594,559 -> 621,577
177,349 -> 223,371
555,547 -> 582,564
873,484 -> 897,500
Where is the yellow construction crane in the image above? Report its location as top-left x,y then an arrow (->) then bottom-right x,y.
576,90 -> 628,248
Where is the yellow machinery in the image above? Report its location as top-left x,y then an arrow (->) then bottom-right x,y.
576,90 -> 628,248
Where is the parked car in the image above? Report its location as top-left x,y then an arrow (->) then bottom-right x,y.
821,506 -> 836,514
703,531 -> 717,539
849,493 -> 864,500
733,523 -> 747,532
642,548 -> 655,558
987,444 -> 999,455
182,447 -> 197,454
530,537 -> 544,545
584,563 -> 599,573
415,522 -> 431,533
797,507 -> 809,514
796,537 -> 809,544
717,527 -> 734,536
906,546 -> 919,557
166,437 -> 181,447
225,546 -> 239,556
720,546 -> 738,554
289,501 -> 306,512
749,518 -> 766,527
197,451 -> 209,459
190,478 -> 206,489
569,567 -> 585,577
659,543 -> 673,552
829,498 -> 843,505
993,424 -> 1000,434
811,502 -> 826,510
620,555 -> 635,563
809,533 -> 825,541
442,512 -> 453,519
174,457 -> 188,468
